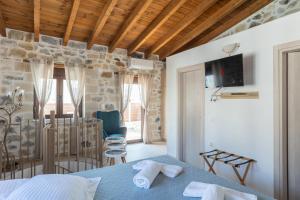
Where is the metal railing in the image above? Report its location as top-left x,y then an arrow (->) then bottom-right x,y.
0,115 -> 103,180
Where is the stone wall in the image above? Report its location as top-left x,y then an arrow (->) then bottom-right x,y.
216,0 -> 300,39
0,29 -> 165,155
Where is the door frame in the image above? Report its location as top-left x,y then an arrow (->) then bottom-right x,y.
177,64 -> 205,166
124,82 -> 144,144
274,40 -> 300,200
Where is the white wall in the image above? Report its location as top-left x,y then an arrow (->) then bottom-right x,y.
166,11 -> 300,196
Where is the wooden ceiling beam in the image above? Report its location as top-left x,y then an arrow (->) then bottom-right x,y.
181,0 -> 272,52
128,0 -> 188,55
34,0 -> 40,41
87,0 -> 118,49
160,0 -> 247,59
0,9 -> 6,36
109,0 -> 153,52
145,0 -> 217,57
63,0 -> 81,46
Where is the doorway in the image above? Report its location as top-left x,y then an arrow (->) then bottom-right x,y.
124,83 -> 143,143
178,64 -> 205,168
274,40 -> 300,200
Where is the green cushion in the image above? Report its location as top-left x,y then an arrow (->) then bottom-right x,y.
96,111 -> 127,139
96,111 -> 120,132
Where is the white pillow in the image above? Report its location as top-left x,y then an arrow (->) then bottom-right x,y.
0,179 -> 28,200
6,174 -> 101,200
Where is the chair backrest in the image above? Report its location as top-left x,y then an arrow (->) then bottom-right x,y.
96,110 -> 121,132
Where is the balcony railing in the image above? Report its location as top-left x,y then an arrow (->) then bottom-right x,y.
0,115 -> 103,180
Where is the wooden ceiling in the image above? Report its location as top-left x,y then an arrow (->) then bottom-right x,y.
0,0 -> 272,59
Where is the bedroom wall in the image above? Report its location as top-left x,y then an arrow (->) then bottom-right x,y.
165,11 -> 300,196
0,29 -> 165,155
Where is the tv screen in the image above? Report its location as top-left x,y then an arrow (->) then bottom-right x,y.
205,54 -> 244,88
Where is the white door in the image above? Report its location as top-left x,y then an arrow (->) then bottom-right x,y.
179,65 -> 205,168
287,52 -> 300,200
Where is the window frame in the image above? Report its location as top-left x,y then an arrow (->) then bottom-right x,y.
33,66 -> 83,119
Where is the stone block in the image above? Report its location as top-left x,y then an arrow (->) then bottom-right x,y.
85,85 -> 98,93
106,88 -> 114,94
67,40 -> 87,49
4,74 -> 24,81
91,96 -> 103,102
27,52 -> 38,59
7,29 -> 34,42
1,38 -> 17,47
8,48 -> 27,58
0,47 -> 8,57
91,45 -> 107,53
39,48 -> 51,55
105,104 -> 114,111
101,72 -> 113,78
87,53 -> 99,59
112,48 -> 127,56
18,41 -> 34,50
63,50 -> 77,56
14,62 -> 30,72
40,35 -> 62,46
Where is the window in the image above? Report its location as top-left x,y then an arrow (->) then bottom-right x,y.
34,67 -> 82,118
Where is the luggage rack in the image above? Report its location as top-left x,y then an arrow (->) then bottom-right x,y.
199,149 -> 256,185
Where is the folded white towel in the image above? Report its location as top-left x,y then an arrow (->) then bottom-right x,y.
202,184 -> 225,200
133,160 -> 162,189
132,160 -> 183,178
183,182 -> 257,200
183,181 -> 208,197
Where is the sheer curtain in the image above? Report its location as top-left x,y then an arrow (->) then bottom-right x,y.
65,57 -> 85,171
64,57 -> 86,121
119,72 -> 134,124
30,57 -> 54,158
138,73 -> 154,144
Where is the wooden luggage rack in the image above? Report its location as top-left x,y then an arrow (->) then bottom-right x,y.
199,149 -> 256,185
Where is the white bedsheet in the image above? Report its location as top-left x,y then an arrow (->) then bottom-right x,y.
4,174 -> 101,200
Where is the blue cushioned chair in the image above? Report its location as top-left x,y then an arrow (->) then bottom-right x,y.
96,110 -> 127,139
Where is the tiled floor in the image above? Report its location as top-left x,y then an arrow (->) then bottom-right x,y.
126,142 -> 167,162
104,142 -> 166,166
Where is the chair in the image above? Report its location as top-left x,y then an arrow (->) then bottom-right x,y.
95,110 -> 127,139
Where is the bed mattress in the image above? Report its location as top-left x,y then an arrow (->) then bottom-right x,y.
75,155 -> 274,200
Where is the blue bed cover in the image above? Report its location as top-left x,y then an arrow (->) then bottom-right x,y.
75,155 -> 274,200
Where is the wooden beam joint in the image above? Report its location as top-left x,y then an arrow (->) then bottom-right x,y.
63,0 -> 81,46
128,0 -> 188,55
109,0 -> 153,52
160,0 -> 247,59
87,0 -> 118,49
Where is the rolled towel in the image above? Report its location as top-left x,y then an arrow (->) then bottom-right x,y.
132,160 -> 183,178
133,160 -> 162,189
183,182 -> 257,200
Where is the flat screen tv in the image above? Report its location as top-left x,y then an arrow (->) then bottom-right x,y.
205,54 -> 244,88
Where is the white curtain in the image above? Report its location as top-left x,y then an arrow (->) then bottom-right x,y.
30,57 -> 54,158
65,57 -> 85,171
138,74 -> 154,144
119,72 -> 134,124
64,58 -> 86,121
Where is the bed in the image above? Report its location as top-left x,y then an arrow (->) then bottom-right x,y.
75,155 -> 274,200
